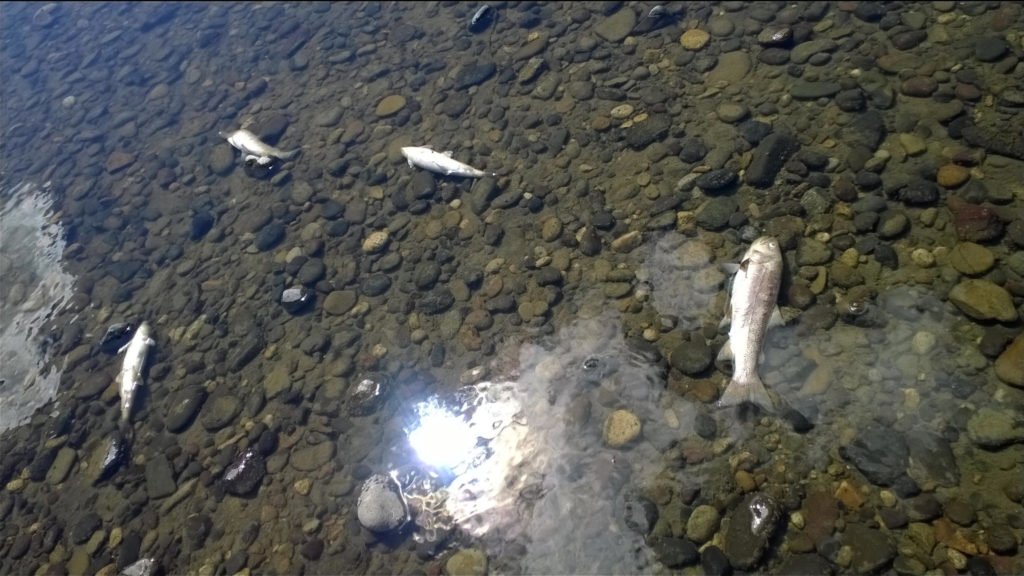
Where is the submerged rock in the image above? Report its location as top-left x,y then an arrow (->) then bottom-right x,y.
91,432 -> 130,485
222,448 -> 266,496
723,493 -> 780,570
280,286 -> 314,314
839,425 -> 909,486
357,473 -> 410,533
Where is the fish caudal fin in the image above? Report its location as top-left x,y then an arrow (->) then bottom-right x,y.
282,148 -> 301,161
718,373 -> 774,412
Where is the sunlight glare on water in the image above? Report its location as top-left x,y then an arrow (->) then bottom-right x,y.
0,181 -> 75,432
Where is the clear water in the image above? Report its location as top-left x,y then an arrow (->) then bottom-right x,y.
1,2 -> 1022,575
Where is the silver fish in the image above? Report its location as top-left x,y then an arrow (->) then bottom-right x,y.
220,129 -> 300,166
118,322 -> 155,425
401,146 -> 495,178
717,236 -> 783,410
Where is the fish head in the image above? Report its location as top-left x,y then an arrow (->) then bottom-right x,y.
136,322 -> 152,340
747,236 -> 782,262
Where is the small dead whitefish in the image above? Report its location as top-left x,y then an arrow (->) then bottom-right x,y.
717,236 -> 784,411
220,129 -> 300,166
401,146 -> 495,178
118,322 -> 155,426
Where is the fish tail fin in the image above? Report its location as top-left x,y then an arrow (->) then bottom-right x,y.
718,373 -> 774,412
283,148 -> 301,160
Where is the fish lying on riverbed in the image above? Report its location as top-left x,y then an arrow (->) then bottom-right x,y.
401,146 -> 495,178
118,322 -> 155,427
220,128 -> 300,166
717,236 -> 784,411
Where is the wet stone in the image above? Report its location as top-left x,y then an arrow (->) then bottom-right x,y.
255,222 -> 285,251
290,441 -> 335,472
777,553 -> 832,575
622,492 -> 658,535
843,523 -> 895,573
975,37 -> 1008,62
745,131 -> 798,188
700,545 -> 731,576
649,537 -> 699,568
201,394 -> 241,431
948,280 -> 1018,323
324,290 -> 357,315
723,493 -> 780,570
687,504 -> 721,544
223,448 -> 265,497
166,387 -> 206,433
454,62 -> 495,90
357,474 -> 409,533
840,425 -> 909,486
418,287 -> 455,315
594,8 -> 637,43
906,430 -> 959,488
72,512 -> 102,544
144,454 -> 177,500
45,446 -> 76,485
696,196 -> 736,230
669,339 -> 712,376
694,169 -> 738,192
360,274 -> 391,297
967,407 -> 1024,448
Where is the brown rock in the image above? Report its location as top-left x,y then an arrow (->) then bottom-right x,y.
104,151 -> 135,174
948,242 -> 995,275
995,334 -> 1024,388
375,94 -> 406,117
680,29 -> 711,50
900,76 -> 937,97
949,198 -> 1003,243
937,164 -> 970,188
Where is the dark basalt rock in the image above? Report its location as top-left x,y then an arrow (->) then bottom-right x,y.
280,286 -> 314,315
222,448 -> 266,497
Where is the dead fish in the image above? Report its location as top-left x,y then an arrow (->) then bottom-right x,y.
468,5 -> 494,33
118,322 -> 155,426
220,128 -> 300,166
716,236 -> 784,411
401,146 -> 495,178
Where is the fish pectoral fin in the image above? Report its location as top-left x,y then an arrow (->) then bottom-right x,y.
719,263 -> 740,275
769,306 -> 785,328
407,158 -> 415,168
717,310 -> 731,335
117,342 -> 130,355
716,338 -> 734,365
145,338 -> 156,347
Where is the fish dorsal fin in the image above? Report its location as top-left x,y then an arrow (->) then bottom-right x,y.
768,306 -> 785,328
443,150 -> 454,157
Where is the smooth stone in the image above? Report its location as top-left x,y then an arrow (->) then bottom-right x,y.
200,394 -> 241,431
995,334 -> 1024,388
967,408 -> 1024,447
165,387 -> 206,433
948,280 -> 1018,322
603,409 -> 641,448
707,51 -> 751,84
594,8 -> 637,43
145,454 -> 177,500
45,447 -> 77,485
937,164 -> 970,188
687,505 -> 721,544
375,95 -> 406,117
323,290 -> 357,315
290,441 -> 335,472
680,29 -> 711,50
948,243 -> 995,275
446,548 -> 488,576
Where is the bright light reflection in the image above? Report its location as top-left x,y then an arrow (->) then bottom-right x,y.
408,399 -> 477,471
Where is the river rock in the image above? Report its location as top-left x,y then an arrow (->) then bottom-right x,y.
686,504 -> 721,544
995,334 -> 1024,388
967,408 -> 1024,448
375,95 -> 406,117
446,548 -> 488,576
948,242 -> 995,275
290,441 -> 335,471
45,447 -> 76,485
357,474 -> 409,533
594,8 -> 636,43
603,409 -> 641,447
948,280 -> 1018,322
454,62 -> 496,90
906,430 -> 958,488
165,387 -> 206,433
680,29 -> 711,50
744,131 -> 798,188
669,339 -> 713,375
200,394 -> 241,431
723,493 -> 780,570
843,523 -> 895,573
839,425 -> 909,486
222,448 -> 265,496
145,454 -> 177,499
